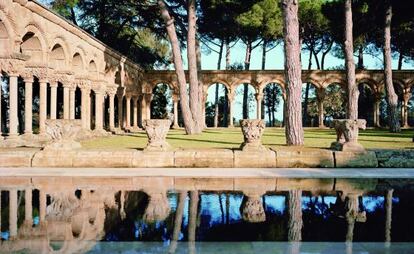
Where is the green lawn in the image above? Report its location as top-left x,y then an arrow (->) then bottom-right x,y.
81,128 -> 414,150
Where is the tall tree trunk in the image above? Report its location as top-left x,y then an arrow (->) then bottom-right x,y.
282,0 -> 304,145
287,190 -> 303,241
262,40 -> 267,70
195,37 -> 205,131
398,52 -> 403,70
383,2 -> 401,132
158,0 -> 197,134
321,40 -> 333,70
344,0 -> 359,120
188,0 -> 202,133
303,52 -> 312,127
225,39 -> 231,69
357,46 -> 364,69
214,41 -> 224,128
243,41 -> 252,119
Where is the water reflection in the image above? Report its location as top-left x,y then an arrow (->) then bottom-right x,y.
0,177 -> 413,253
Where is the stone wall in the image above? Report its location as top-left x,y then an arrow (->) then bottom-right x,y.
1,147 -> 414,168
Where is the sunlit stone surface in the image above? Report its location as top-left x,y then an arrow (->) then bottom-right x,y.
330,119 -> 367,153
143,119 -> 172,151
239,119 -> 267,151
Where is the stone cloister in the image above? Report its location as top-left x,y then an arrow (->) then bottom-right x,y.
1,0 -> 414,144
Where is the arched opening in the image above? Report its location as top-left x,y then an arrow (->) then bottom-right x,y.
150,83 -> 172,119
408,87 -> 414,127
357,83 -> 375,127
90,90 -> 96,129
1,72 -> 9,134
89,60 -> 98,78
234,83 -> 257,124
263,83 -> 284,127
50,44 -> 66,70
20,32 -> 43,63
75,87 -> 82,119
324,83 -> 346,126
57,82 -> 64,119
380,83 -> 403,127
302,82 -> 318,127
205,83 -> 229,127
0,21 -> 11,56
72,53 -> 84,73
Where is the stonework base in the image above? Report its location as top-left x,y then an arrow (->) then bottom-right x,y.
330,141 -> 366,153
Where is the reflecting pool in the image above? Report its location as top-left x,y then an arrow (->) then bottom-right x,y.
1,177 -> 414,253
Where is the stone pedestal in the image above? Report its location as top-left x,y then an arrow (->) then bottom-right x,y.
143,119 -> 171,151
143,191 -> 171,223
239,119 -> 266,151
43,119 -> 83,150
330,119 -> 366,153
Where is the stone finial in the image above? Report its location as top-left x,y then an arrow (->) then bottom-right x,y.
143,191 -> 171,223
239,119 -> 267,151
143,119 -> 171,151
43,119 -> 83,150
330,119 -> 366,153
241,193 -> 266,223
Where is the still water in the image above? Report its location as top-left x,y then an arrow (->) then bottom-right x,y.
1,177 -> 414,253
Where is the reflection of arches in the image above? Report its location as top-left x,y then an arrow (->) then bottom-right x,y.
151,83 -> 172,119
72,53 -> 84,73
206,83 -> 229,127
358,83 -> 375,126
263,83 -> 284,127
0,21 -> 11,56
50,44 -> 67,70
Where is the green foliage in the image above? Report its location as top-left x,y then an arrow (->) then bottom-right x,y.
324,84 -> 347,121
150,84 -> 172,119
205,96 -> 227,127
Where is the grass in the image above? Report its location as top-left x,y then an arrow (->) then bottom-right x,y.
81,127 -> 414,150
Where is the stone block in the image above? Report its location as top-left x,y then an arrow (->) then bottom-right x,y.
276,178 -> 334,192
273,147 -> 334,168
132,151 -> 174,167
234,150 -> 276,168
234,178 -> 276,192
175,178 -> 234,191
72,177 -> 133,188
32,150 -> 75,167
334,151 -> 378,168
0,177 -> 31,187
375,149 -> 414,168
73,149 -> 134,168
132,177 -> 174,190
174,149 -> 234,168
0,148 -> 38,167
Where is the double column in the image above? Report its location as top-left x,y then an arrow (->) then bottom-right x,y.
316,89 -> 326,128
117,89 -> 124,129
227,92 -> 235,127
255,92 -> 263,119
80,83 -> 91,130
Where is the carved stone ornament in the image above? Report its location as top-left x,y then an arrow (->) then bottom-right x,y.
43,119 -> 83,150
239,119 -> 267,151
330,119 -> 367,153
241,193 -> 266,223
143,191 -> 171,223
143,119 -> 172,151
0,58 -> 25,76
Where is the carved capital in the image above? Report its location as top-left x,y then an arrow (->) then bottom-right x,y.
106,84 -> 118,96
0,58 -> 25,76
255,92 -> 263,102
239,119 -> 266,151
23,66 -> 52,82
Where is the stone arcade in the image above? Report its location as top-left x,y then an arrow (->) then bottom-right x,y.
1,0 -> 414,149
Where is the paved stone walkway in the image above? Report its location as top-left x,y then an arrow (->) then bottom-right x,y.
0,167 -> 413,178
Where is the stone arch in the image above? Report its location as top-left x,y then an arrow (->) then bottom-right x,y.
302,81 -> 319,127
88,60 -> 98,78
206,80 -> 231,92
259,79 -> 286,92
0,14 -> 14,57
72,52 -> 85,74
20,23 -> 47,63
205,82 -> 230,127
49,37 -> 70,67
49,43 -> 67,70
356,78 -> 378,93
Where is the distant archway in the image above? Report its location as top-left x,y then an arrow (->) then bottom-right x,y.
234,83 -> 256,124
263,83 -> 284,127
150,83 -> 172,119
206,83 -> 229,127
302,82 -> 318,127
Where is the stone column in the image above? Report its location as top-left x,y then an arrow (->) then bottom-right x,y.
109,92 -> 115,131
63,84 -> 70,119
69,86 -> 76,119
140,94 -> 147,122
125,95 -> 131,129
145,94 -> 153,120
25,188 -> 33,225
374,94 -> 381,128
255,93 -> 263,119
39,190 -> 46,224
117,94 -> 124,129
317,89 -> 326,128
403,90 -> 412,128
133,96 -> 139,129
172,95 -> 179,128
227,92 -> 234,127
8,75 -> 19,138
24,77 -> 33,135
9,189 -> 18,239
95,90 -> 104,131
81,86 -> 91,129
39,81 -> 48,134
50,82 -> 58,119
